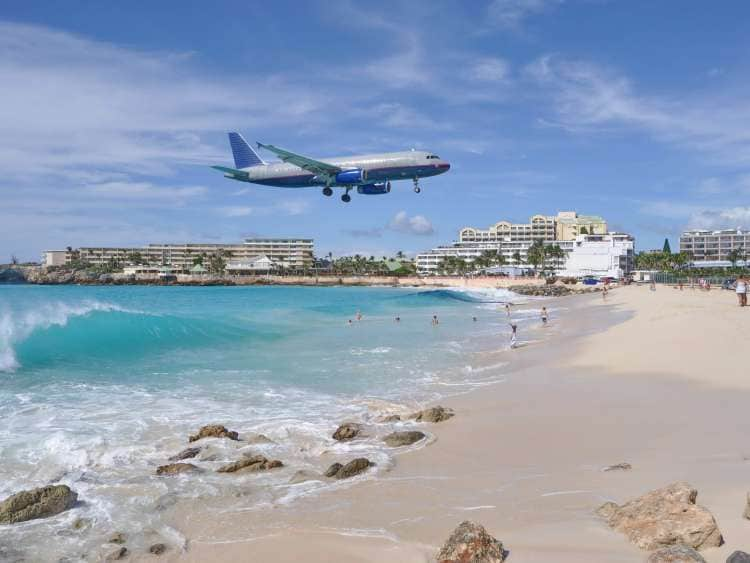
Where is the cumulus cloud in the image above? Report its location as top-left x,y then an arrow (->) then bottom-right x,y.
388,211 -> 435,235
687,207 -> 750,230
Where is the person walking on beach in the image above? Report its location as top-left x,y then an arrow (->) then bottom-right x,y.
432,315 -> 439,326
602,285 -> 608,299
541,307 -> 548,325
504,303 -> 511,317
509,323 -> 518,348
736,276 -> 747,307
650,279 -> 656,291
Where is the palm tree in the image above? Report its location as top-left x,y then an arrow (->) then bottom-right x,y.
512,250 -> 522,268
527,240 -> 546,275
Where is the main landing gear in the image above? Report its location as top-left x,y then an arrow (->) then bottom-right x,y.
322,186 -> 333,197
341,187 -> 352,203
413,177 -> 421,193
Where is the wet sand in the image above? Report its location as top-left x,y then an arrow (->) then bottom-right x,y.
163,285 -> 750,562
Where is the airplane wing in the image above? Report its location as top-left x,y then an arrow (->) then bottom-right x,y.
257,143 -> 341,178
211,165 -> 249,179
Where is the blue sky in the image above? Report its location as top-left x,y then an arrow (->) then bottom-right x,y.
2,0 -> 750,261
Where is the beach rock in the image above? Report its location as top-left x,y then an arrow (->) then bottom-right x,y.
217,455 -> 283,473
102,546 -> 128,561
743,493 -> 750,520
188,424 -> 239,442
380,414 -> 402,423
410,405 -> 454,423
647,545 -> 706,562
0,485 -> 78,524
436,520 -> 506,563
168,447 -> 202,461
727,552 -> 750,563
597,482 -> 723,551
324,463 -> 343,478
332,422 -> 362,441
108,532 -> 126,544
603,462 -> 632,472
288,470 -> 323,484
156,463 -> 199,476
149,543 -> 168,555
330,458 -> 373,480
382,430 -> 426,447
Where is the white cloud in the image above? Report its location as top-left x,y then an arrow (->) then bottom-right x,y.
488,0 -> 562,30
468,57 -> 511,82
388,211 -> 435,235
687,207 -> 750,230
525,55 -> 750,165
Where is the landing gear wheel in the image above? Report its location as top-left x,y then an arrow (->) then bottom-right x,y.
414,186 -> 421,194
413,177 -> 421,193
323,187 -> 333,197
341,193 -> 351,203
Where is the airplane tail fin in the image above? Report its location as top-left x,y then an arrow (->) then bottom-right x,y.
228,132 -> 265,168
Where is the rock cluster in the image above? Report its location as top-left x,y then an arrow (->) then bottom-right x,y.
324,458 -> 373,479
382,430 -> 426,447
646,545 -> 706,562
436,520 -> 506,563
410,405 -> 454,423
332,422 -> 362,441
188,424 -> 239,442
217,455 -> 283,473
0,485 -> 78,524
168,446 -> 201,461
156,463 -> 199,476
597,482 -> 723,551
508,284 -> 600,296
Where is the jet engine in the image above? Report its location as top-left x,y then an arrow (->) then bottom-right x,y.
357,183 -> 391,195
335,169 -> 368,184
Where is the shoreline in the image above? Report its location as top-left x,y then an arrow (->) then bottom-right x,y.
171,286 -> 750,563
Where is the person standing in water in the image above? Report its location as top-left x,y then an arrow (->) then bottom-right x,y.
509,323 -> 518,348
355,310 -> 362,321
432,315 -> 439,326
504,303 -> 511,317
541,307 -> 548,325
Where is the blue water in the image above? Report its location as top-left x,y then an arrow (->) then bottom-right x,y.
0,284 -> 527,560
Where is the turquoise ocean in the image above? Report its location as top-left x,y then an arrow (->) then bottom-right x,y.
0,285 -> 535,560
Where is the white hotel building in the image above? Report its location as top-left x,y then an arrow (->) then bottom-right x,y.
416,211 -> 634,278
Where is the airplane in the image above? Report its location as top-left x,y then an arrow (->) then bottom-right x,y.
211,132 -> 450,202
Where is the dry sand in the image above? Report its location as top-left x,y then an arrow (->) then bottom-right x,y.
162,285 -> 750,563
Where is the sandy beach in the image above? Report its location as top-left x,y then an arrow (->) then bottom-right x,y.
167,285 -> 750,562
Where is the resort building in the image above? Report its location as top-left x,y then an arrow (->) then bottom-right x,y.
416,211 -> 633,278
43,239 -> 315,271
679,228 -> 750,263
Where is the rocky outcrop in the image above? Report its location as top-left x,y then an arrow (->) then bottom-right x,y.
382,430 -> 426,447
597,482 -> 723,551
325,458 -> 373,479
156,463 -> 199,476
216,455 -> 283,473
188,424 -> 239,443
149,543 -> 168,555
647,545 -> 706,562
0,485 -> 78,524
332,423 -> 362,441
603,462 -> 632,472
743,493 -> 750,520
168,447 -> 202,461
410,405 -> 454,423
728,552 -> 750,563
436,520 -> 506,563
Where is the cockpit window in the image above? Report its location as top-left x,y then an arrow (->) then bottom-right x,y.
426,154 -> 441,160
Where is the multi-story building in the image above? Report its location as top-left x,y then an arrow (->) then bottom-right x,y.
416,211 -> 632,278
458,211 -> 607,246
43,239 -> 315,271
679,229 -> 750,263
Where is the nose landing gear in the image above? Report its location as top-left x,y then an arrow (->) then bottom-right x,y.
413,177 -> 421,193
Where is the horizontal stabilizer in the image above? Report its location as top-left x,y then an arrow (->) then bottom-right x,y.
211,165 -> 250,179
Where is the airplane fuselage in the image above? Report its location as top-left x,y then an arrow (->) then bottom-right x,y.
232,151 -> 450,188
